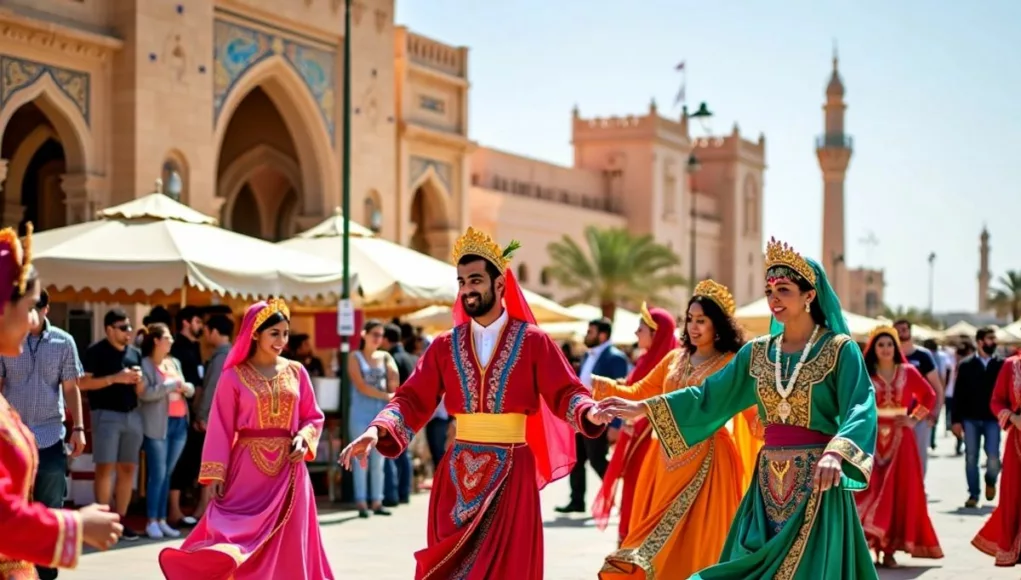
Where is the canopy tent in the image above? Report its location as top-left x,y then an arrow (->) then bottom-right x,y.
733,297 -> 885,341
280,212 -> 581,322
941,320 -> 978,340
33,183 -> 350,304
540,304 -> 647,346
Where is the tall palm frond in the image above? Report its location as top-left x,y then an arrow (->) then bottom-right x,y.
989,270 -> 1021,321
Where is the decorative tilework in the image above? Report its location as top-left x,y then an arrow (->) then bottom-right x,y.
213,19 -> 336,143
0,56 -> 90,125
410,155 -> 452,192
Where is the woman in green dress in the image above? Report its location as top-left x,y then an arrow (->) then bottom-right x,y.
598,237 -> 878,580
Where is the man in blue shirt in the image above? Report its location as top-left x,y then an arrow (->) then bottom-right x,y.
0,290 -> 84,580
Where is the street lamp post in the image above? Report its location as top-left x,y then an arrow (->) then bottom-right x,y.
337,0 -> 354,503
686,153 -> 701,290
686,102 -> 712,291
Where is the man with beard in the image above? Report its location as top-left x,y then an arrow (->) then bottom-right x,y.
341,226 -> 610,580
952,327 -> 1006,508
556,318 -> 629,514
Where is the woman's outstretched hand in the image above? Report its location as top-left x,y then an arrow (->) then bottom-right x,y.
596,397 -> 650,422
340,426 -> 380,470
812,452 -> 843,492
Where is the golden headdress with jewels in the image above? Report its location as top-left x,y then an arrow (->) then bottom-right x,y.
451,226 -> 521,271
0,222 -> 33,295
639,301 -> 658,331
251,297 -> 290,337
693,279 -> 736,317
765,237 -> 816,288
867,325 -> 902,349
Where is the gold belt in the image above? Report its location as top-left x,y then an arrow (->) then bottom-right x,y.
454,413 -> 527,444
876,407 -> 908,418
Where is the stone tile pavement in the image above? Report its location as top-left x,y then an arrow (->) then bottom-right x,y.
62,434 -> 1015,579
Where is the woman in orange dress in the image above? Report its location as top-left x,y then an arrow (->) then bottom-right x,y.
592,303 -> 678,545
592,280 -> 746,579
855,326 -> 943,567
728,402 -> 763,490
972,353 -> 1021,567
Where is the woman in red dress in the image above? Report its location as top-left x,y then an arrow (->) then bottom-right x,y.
591,303 -> 678,544
855,325 -> 943,568
0,225 -> 123,579
972,354 -> 1021,567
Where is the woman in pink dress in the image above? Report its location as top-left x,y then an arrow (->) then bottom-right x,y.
159,298 -> 332,580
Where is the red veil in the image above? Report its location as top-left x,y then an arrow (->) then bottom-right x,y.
593,305 -> 679,531
452,268 -> 575,490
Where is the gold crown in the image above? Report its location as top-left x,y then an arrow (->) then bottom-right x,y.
693,279 -> 736,317
868,325 -> 902,349
450,226 -> 519,271
251,297 -> 290,337
765,237 -> 816,287
639,301 -> 658,331
0,222 -> 32,295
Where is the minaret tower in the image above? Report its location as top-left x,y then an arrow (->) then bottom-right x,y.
978,226 -> 991,312
816,47 -> 852,298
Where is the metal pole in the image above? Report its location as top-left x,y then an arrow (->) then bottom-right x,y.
927,252 -> 936,316
688,190 -> 696,290
337,0 -> 353,502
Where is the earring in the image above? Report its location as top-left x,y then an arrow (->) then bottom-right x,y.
804,301 -> 811,313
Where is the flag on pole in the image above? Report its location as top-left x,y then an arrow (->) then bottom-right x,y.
674,60 -> 687,107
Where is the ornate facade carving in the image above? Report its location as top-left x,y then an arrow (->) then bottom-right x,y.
0,22 -> 119,63
60,172 -> 108,225
409,156 -> 452,191
0,56 -> 91,125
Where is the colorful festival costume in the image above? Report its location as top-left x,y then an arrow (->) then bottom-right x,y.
593,281 -> 746,579
972,354 -> 1021,567
0,224 -> 84,580
855,326 -> 943,559
644,241 -> 878,580
592,303 -> 679,544
159,299 -> 332,580
369,228 -> 604,579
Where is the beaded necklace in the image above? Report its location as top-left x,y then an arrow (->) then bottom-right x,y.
773,325 -> 820,423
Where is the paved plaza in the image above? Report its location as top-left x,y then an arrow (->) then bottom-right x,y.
64,434 -> 1015,579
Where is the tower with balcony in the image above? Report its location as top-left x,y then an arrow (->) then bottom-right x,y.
816,50 -> 853,298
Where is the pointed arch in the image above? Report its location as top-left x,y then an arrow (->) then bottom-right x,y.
0,75 -> 90,172
4,125 -> 58,213
218,144 -> 302,233
214,57 -> 336,216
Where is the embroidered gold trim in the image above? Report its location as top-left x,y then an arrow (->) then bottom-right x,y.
646,396 -> 688,459
750,334 -> 845,428
601,441 -> 715,579
237,436 -> 291,477
199,461 -> 226,482
823,436 -> 874,482
298,424 -> 321,460
909,405 -> 930,421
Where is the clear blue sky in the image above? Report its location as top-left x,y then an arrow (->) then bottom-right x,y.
395,0 -> 1020,313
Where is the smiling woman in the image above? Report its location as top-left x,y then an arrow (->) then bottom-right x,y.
596,237 -> 880,580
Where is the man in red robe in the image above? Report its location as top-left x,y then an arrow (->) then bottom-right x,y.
341,227 -> 610,579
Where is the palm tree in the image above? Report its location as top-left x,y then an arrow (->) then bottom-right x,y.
546,226 -> 686,319
989,270 -> 1021,321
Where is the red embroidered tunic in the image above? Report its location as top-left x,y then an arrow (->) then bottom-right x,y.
855,364 -> 943,558
973,355 -> 1021,566
0,396 -> 82,580
370,318 -> 603,579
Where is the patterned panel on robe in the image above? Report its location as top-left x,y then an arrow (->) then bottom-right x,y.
749,335 -> 845,428
450,320 -> 528,413
448,443 -> 512,528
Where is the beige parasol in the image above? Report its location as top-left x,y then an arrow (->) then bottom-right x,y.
280,212 -> 582,322
32,181 -> 350,304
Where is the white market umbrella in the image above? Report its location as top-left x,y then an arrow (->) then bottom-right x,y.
33,184 -> 349,303
734,297 -> 884,341
280,212 -> 581,322
540,304 -> 644,346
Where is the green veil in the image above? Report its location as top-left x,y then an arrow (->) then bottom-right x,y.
769,257 -> 850,337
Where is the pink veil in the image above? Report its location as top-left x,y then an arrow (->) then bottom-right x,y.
223,301 -> 270,370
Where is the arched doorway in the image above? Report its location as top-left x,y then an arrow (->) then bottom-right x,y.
217,87 -> 303,241
409,179 -> 453,260
0,102 -> 72,232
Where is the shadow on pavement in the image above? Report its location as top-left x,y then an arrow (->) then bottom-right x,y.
543,516 -> 594,528
877,564 -> 939,579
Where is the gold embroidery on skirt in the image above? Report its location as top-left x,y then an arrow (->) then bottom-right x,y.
237,437 -> 292,478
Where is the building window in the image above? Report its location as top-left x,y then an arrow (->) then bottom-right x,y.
865,291 -> 879,313
540,267 -> 551,286
517,263 -> 529,283
663,171 -> 676,217
162,160 -> 184,201
419,96 -> 445,114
